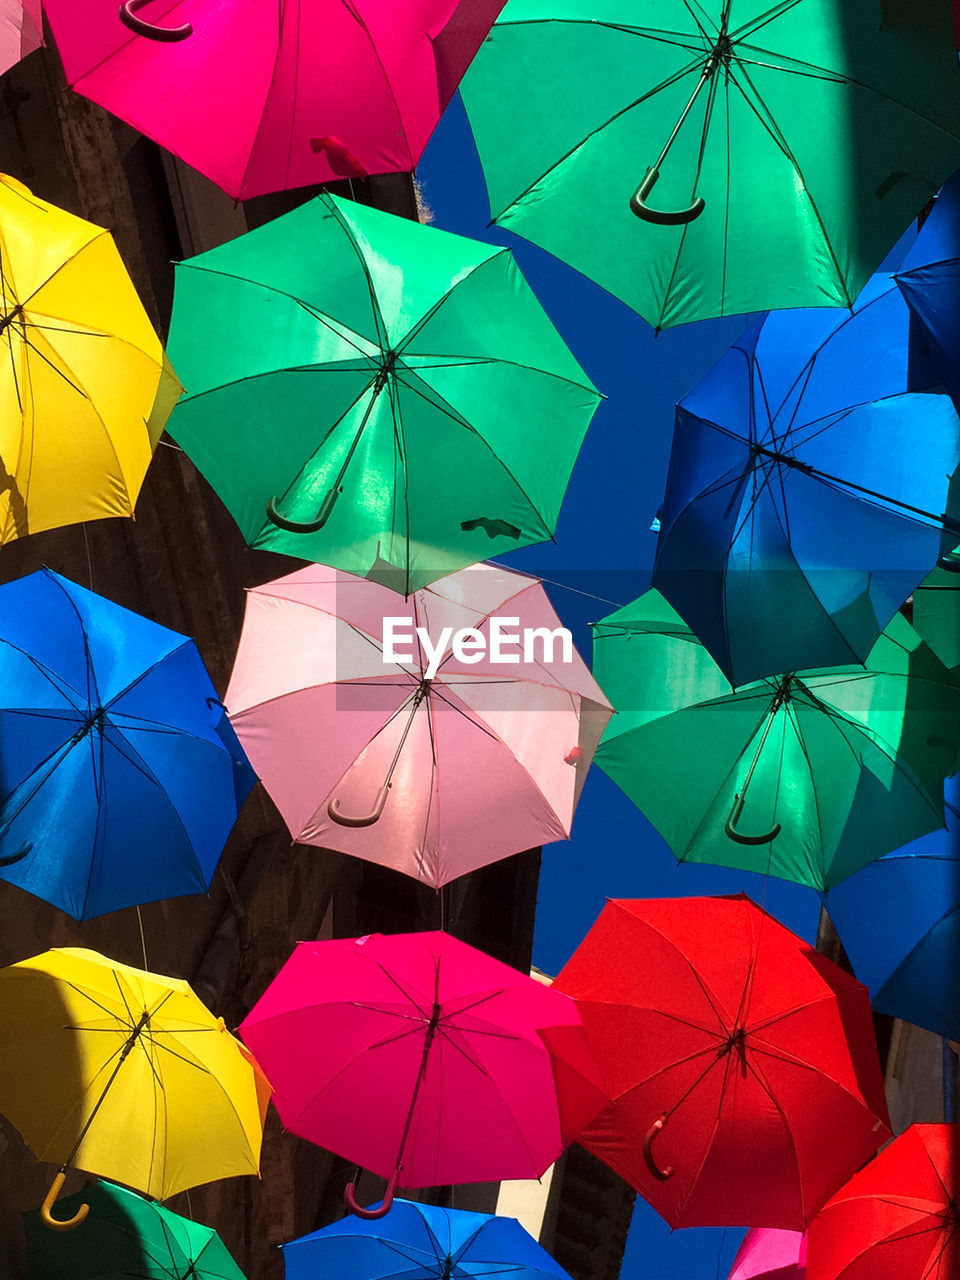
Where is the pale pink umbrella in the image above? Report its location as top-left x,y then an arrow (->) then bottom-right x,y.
225,563 -> 612,886
0,0 -> 42,76
730,1229 -> 807,1280
42,0 -> 506,199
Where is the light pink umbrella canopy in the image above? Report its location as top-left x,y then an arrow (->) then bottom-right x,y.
239,931 -> 608,1211
0,0 -> 42,77
226,563 -> 613,886
730,1229 -> 807,1280
43,0 -> 506,199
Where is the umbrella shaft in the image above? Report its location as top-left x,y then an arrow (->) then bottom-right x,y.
654,24 -> 729,171
62,1010 -> 149,1168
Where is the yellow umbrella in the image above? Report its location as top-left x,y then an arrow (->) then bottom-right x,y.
0,948 -> 270,1230
0,174 -> 179,543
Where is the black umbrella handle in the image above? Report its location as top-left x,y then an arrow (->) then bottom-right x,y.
266,490 -> 338,534
725,792 -> 782,845
119,0 -> 193,42
630,167 -> 705,226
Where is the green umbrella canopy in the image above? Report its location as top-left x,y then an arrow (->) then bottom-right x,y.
592,590 -> 960,891
460,0 -> 960,329
166,193 -> 600,594
912,567 -> 960,672
25,1180 -> 245,1280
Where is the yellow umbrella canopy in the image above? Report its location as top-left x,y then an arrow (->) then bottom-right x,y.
0,174 -> 178,543
0,948 -> 270,1229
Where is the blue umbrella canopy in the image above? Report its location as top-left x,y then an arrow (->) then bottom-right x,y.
282,1199 -> 572,1280
0,568 -> 255,920
652,274 -> 960,688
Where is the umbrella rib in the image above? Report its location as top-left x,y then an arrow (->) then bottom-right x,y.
672,1047 -> 737,1226
323,197 -> 391,353
729,0 -> 804,46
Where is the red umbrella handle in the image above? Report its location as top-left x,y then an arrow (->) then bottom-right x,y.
119,1 -> 193,42
344,1167 -> 400,1219
643,1114 -> 674,1181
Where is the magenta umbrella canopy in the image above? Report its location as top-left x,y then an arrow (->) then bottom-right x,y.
239,931 -> 608,1213
43,0 -> 506,200
225,563 -> 612,887
730,1229 -> 807,1280
0,0 -> 41,76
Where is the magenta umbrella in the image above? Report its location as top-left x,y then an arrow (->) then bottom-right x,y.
43,0 -> 506,199
225,563 -> 612,887
0,0 -> 41,76
239,930 -> 607,1217
730,1230 -> 807,1280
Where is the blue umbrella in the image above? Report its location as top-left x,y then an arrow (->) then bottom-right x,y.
825,776 -> 960,1043
0,568 -> 255,920
282,1200 -> 572,1280
651,274 -> 960,688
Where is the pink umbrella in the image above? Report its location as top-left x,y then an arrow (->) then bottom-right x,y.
0,0 -> 42,76
730,1230 -> 807,1280
239,930 -> 607,1216
42,0 -> 506,200
225,563 -> 612,887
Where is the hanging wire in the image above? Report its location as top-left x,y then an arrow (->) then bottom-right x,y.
135,904 -> 148,970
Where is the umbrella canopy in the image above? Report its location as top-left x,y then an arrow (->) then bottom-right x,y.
806,1124 -> 960,1280
555,895 -> 891,1230
0,0 -> 42,77
239,930 -> 607,1215
43,0 -> 506,201
0,568 -> 256,920
651,274 -> 960,688
824,779 -> 960,1042
730,1229 -> 807,1280
0,175 -> 178,544
0,948 -> 270,1228
282,1199 -> 572,1280
25,1178 -> 246,1279
911,568 -> 960,672
225,562 -> 611,887
592,590 -> 960,891
166,193 -> 599,594
460,0 -> 960,329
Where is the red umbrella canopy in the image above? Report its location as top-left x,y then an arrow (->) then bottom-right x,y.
239,931 -> 606,1213
807,1124 -> 960,1280
553,895 -> 891,1230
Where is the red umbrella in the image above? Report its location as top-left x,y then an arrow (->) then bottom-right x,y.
807,1124 -> 960,1280
553,895 -> 891,1230
239,931 -> 606,1217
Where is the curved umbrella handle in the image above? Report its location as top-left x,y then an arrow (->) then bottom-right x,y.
328,786 -> 389,828
725,793 -> 781,846
630,167 -> 705,226
344,1167 -> 399,1219
643,1114 -> 674,1181
266,490 -> 338,535
41,1172 -> 89,1232
937,554 -> 960,573
119,0 -> 193,41
0,840 -> 31,867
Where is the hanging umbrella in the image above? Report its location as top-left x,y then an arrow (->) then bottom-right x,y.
25,1178 -> 246,1278
0,948 -> 270,1230
591,590 -> 960,891
806,1124 -> 960,1280
0,568 -> 256,920
225,562 -> 611,887
730,1229 -> 807,1280
554,895 -> 891,1230
824,777 -> 960,1042
651,273 -> 960,688
239,930 -> 607,1218
459,0 -> 960,329
0,1 -> 42,77
911,568 -> 960,671
165,193 -> 600,594
43,0 -> 506,201
0,174 -> 178,545
282,1198 -> 573,1280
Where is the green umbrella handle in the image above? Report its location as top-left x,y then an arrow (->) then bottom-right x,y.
119,1 -> 193,41
344,1167 -> 400,1219
725,792 -> 781,845
642,1114 -> 674,1181
266,489 -> 339,534
630,167 -> 705,226
937,555 -> 960,573
40,1171 -> 88,1232
328,786 -> 390,828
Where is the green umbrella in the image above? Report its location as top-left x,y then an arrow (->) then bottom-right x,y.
166,193 -> 600,593
912,567 -> 960,672
592,590 -> 960,890
25,1179 -> 245,1279
460,0 -> 960,329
